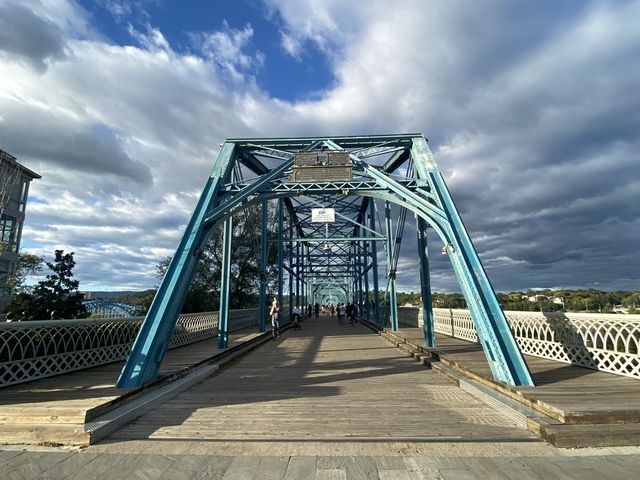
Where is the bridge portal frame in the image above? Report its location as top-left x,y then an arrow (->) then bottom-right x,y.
117,134 -> 533,389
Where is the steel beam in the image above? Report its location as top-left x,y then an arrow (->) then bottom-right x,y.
363,233 -> 371,320
117,142 -> 235,388
370,201 -> 381,325
218,215 -> 233,348
416,215 -> 435,347
288,211 -> 294,317
295,241 -> 300,308
411,138 -> 533,386
258,201 -> 268,332
357,236 -> 364,314
277,199 -> 284,309
270,236 -> 385,243
229,133 -> 419,150
384,201 -> 399,331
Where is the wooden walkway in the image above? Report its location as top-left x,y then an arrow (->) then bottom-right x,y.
106,316 -> 536,443
0,331 -> 262,444
385,326 -> 640,447
3,315 -> 638,449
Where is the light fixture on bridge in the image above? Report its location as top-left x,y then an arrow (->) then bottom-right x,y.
323,243 -> 332,253
441,243 -> 455,255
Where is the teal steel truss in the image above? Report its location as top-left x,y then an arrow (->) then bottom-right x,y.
117,134 -> 533,388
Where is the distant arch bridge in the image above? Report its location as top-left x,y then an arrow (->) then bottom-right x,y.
83,300 -> 139,319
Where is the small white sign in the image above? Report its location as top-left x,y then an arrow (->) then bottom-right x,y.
311,208 -> 335,223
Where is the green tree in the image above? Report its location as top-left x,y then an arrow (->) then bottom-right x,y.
6,292 -> 35,318
397,291 -> 421,306
623,292 -> 640,311
432,292 -> 467,308
157,248 -> 219,313
5,252 -> 44,294
7,250 -> 87,320
156,205 -> 278,314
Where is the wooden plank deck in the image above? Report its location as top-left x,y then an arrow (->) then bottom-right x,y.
383,326 -> 640,447
392,326 -> 640,424
0,330 -> 261,444
106,316 -> 537,443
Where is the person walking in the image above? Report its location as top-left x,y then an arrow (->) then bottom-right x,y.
269,298 -> 281,339
291,304 -> 302,330
314,303 -> 320,318
338,303 -> 346,325
347,303 -> 355,326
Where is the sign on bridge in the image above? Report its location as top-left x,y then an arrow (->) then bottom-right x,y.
311,208 -> 335,222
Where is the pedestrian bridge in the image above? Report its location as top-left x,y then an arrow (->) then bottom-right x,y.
1,309 -> 639,449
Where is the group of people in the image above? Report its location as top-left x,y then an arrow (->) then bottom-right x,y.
334,302 -> 358,326
269,298 -> 310,339
267,298 -> 364,339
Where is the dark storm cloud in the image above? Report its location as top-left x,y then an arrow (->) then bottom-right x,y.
0,2 -> 67,71
1,101 -> 152,184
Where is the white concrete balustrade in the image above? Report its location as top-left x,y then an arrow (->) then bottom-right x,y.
397,307 -> 640,380
0,309 -> 258,387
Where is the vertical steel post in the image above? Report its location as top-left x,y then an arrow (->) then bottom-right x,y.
310,279 -> 314,305
288,212 -> 294,318
385,201 -> 399,331
416,214 -> 435,347
351,233 -> 356,305
300,246 -> 305,309
218,215 -> 233,348
369,200 -> 381,325
357,232 -> 364,316
351,243 -> 357,305
258,201 -> 268,332
293,242 -> 300,305
277,199 -> 284,310
363,235 -> 370,320
305,245 -> 310,307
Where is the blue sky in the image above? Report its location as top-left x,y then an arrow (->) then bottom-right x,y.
83,0 -> 335,100
0,0 -> 638,292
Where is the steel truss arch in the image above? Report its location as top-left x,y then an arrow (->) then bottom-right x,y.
118,134 -> 533,389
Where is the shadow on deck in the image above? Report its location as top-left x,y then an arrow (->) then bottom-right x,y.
378,322 -> 640,448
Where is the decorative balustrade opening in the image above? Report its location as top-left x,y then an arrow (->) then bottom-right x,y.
397,307 -> 640,380
0,309 -> 258,387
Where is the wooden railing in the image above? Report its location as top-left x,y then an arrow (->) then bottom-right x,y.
0,309 -> 258,387
397,307 -> 640,380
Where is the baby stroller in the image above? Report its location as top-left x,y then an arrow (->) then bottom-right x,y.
291,313 -> 302,330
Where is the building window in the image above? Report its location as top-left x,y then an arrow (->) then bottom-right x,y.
18,179 -> 27,213
0,259 -> 10,295
0,214 -> 17,249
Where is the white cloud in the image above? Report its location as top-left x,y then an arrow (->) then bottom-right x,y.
100,0 -> 132,19
27,0 -> 95,39
189,21 -> 264,80
128,23 -> 170,52
264,0 -> 349,59
279,30 -> 302,59
1,0 -> 638,293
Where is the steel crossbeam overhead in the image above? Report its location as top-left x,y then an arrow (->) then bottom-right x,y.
271,236 -> 385,243
118,133 -> 533,388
